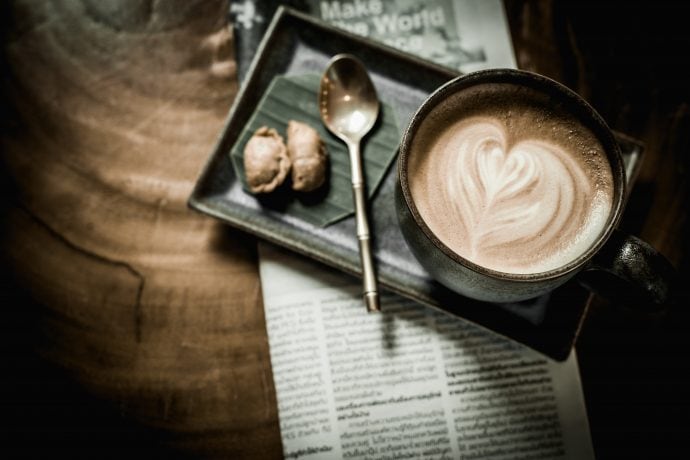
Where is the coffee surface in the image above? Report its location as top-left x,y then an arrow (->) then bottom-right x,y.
408,83 -> 614,274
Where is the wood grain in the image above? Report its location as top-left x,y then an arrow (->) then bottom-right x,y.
1,0 -> 281,457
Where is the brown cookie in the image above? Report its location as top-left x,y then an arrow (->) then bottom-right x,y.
243,126 -> 291,193
287,120 -> 328,192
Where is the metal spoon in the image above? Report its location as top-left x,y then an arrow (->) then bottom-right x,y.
319,54 -> 380,312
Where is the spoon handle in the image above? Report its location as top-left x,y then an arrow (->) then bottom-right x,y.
348,141 -> 380,312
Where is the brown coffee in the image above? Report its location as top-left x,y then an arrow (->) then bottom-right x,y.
407,82 -> 614,274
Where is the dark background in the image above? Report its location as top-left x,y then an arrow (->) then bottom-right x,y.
531,1 -> 690,458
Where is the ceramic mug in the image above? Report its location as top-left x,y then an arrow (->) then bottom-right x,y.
395,69 -> 674,305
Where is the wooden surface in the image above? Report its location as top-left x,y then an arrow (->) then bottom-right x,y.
1,0 -> 282,457
1,1 -> 688,458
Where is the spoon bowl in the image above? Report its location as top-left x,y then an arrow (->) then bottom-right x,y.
319,54 -> 381,312
319,56 -> 380,142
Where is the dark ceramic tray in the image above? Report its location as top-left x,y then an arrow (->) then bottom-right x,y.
189,7 -> 643,360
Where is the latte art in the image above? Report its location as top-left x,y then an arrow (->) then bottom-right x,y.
410,114 -> 614,274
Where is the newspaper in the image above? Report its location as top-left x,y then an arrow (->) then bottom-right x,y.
236,1 -> 594,458
229,0 -> 516,81
307,0 -> 516,72
259,244 -> 594,460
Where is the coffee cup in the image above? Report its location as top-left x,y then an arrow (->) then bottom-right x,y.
395,69 -> 675,305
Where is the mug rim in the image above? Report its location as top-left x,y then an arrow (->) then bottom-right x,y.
398,68 -> 626,282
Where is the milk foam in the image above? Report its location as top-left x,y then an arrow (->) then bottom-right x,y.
410,103 -> 614,274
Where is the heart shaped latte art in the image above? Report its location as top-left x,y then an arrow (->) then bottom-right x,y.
420,117 -> 611,274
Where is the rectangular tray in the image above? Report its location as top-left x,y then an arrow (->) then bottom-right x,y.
189,7 -> 643,360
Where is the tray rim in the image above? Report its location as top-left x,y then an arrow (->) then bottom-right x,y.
188,6 -> 645,361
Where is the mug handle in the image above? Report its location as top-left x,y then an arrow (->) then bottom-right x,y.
578,229 -> 677,310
